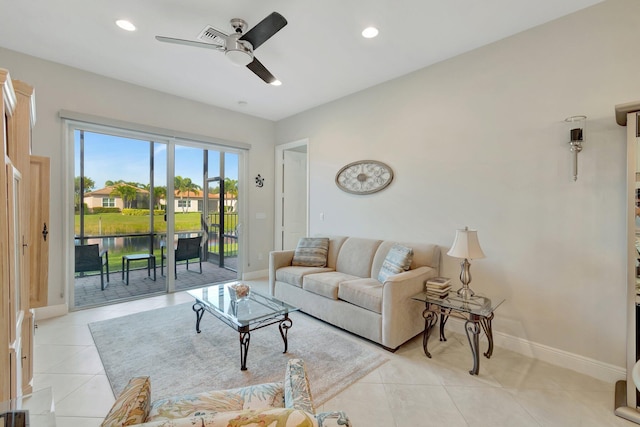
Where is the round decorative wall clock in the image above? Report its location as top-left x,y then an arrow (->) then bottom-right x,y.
335,160 -> 394,195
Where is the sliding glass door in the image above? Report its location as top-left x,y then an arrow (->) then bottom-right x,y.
71,125 -> 241,309
74,130 -> 168,307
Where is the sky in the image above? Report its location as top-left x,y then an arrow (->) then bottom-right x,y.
74,130 -> 239,191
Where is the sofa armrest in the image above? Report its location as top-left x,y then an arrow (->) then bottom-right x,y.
381,266 -> 437,348
101,376 -> 151,427
269,250 -> 295,295
284,358 -> 315,414
383,266 -> 434,295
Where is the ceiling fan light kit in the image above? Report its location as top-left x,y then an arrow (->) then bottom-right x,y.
225,39 -> 253,66
156,12 -> 287,84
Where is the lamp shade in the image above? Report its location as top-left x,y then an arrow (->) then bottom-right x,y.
447,227 -> 485,260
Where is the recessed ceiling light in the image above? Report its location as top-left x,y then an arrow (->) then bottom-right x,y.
116,19 -> 136,32
270,80 -> 282,86
362,26 -> 379,39
238,100 -> 248,106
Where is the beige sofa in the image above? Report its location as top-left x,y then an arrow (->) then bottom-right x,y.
269,236 -> 440,350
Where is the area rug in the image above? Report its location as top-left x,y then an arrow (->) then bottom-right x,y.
89,303 -> 387,404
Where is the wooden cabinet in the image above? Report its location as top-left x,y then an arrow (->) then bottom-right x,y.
0,68 -> 49,401
0,68 -> 15,404
29,156 -> 50,308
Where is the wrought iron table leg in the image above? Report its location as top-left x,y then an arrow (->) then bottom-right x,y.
279,316 -> 293,353
239,329 -> 250,371
422,309 -> 437,358
465,319 -> 481,375
480,313 -> 495,358
439,312 -> 449,342
192,302 -> 205,333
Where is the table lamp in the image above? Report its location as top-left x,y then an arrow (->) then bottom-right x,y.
447,226 -> 485,299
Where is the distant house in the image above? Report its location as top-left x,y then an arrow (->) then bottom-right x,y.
173,189 -> 236,213
83,184 -> 150,210
82,186 -> 236,213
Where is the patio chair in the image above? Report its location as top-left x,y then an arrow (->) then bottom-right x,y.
75,244 -> 110,290
161,236 -> 202,279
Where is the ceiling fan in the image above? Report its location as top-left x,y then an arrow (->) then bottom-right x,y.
156,11 -> 287,84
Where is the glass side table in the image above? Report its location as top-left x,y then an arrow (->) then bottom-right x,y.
0,387 -> 56,427
411,291 -> 504,375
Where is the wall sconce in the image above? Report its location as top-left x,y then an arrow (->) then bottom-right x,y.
255,174 -> 265,187
565,115 -> 586,181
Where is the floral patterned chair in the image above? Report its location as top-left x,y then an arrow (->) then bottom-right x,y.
100,358 -> 350,427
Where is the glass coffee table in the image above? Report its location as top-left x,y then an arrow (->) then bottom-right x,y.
188,283 -> 299,371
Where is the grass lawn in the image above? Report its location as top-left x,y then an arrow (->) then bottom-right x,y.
75,212 -> 238,235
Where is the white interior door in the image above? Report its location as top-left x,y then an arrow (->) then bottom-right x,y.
276,140 -> 308,250
283,150 -> 307,249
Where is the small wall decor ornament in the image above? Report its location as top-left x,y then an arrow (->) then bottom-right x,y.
335,160 -> 393,194
255,174 -> 265,187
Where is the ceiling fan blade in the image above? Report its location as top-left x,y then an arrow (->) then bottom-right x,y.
240,12 -> 287,50
155,35 -> 225,51
246,57 -> 277,84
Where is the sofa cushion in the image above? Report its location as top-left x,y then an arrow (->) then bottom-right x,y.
338,279 -> 383,314
302,272 -> 359,300
335,237 -> 382,278
292,237 -> 330,267
101,376 -> 151,427
147,381 -> 285,421
377,244 -> 413,283
147,390 -> 245,421
276,266 -> 334,287
325,236 -> 348,269
228,382 -> 285,410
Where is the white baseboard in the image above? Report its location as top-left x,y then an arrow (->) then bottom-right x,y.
34,303 -> 68,321
444,318 -> 625,383
242,269 -> 268,280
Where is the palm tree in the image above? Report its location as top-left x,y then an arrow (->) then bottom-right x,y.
175,176 -> 201,213
74,176 -> 95,210
223,178 -> 238,212
153,186 -> 166,210
110,184 -> 138,209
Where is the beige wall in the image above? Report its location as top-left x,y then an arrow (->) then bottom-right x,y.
276,0 -> 638,369
0,47 -> 277,308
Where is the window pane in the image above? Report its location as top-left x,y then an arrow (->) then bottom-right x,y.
75,130 -> 152,241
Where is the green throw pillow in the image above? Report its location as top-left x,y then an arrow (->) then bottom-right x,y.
292,237 -> 330,267
377,244 -> 413,283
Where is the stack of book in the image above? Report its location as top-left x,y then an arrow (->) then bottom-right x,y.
425,277 -> 451,297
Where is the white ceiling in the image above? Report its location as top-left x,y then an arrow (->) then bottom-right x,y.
0,0 -> 602,121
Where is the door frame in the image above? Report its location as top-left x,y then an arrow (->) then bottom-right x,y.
275,139 -> 309,250
62,116 -> 247,310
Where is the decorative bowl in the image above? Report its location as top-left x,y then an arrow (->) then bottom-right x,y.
229,283 -> 251,301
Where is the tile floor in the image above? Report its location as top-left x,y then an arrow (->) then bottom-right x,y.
33,279 -> 636,427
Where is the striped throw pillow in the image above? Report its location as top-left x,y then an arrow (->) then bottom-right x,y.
377,244 -> 413,283
292,238 -> 330,267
